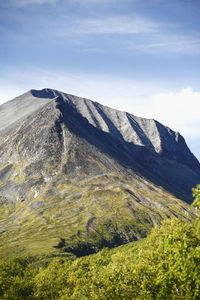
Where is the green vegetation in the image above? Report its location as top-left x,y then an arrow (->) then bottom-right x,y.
0,218 -> 199,299
192,184 -> 200,209
0,170 -> 196,260
192,184 -> 200,235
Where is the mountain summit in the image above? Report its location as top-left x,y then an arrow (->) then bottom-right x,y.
0,88 -> 199,257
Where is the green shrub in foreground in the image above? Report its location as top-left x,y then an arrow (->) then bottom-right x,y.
58,219 -> 200,299
0,218 -> 200,299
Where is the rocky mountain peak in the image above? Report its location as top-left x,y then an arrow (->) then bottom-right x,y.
28,88 -> 200,172
0,88 -> 199,257
0,87 -> 200,203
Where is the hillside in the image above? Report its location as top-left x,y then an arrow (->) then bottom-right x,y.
0,89 -> 199,258
0,218 -> 200,299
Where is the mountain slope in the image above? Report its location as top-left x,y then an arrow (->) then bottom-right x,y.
0,88 -> 199,258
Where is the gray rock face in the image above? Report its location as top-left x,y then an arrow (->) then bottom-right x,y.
0,88 -> 199,205
0,88 -> 199,257
0,91 -> 50,135
31,88 -> 200,172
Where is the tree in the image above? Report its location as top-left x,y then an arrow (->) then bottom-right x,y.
192,184 -> 200,209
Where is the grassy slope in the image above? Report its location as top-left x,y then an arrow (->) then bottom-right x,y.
0,160 -> 196,259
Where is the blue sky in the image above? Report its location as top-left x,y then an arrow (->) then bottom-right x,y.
0,0 -> 200,160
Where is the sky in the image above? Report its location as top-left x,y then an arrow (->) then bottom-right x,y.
0,0 -> 200,160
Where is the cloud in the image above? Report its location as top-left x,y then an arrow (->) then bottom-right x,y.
72,16 -> 158,35
1,0 -> 199,55
54,16 -> 200,54
141,87 -> 200,159
134,87 -> 200,140
69,0 -> 118,3
1,0 -> 128,7
146,34 -> 200,54
1,0 -> 58,7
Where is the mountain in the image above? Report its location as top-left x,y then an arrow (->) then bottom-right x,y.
0,88 -> 199,258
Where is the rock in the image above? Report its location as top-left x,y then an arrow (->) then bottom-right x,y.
0,88 -> 199,257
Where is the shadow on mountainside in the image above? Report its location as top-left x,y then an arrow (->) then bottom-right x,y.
54,96 -> 200,203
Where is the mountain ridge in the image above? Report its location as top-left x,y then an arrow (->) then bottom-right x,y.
1,87 -> 199,168
0,88 -> 199,258
30,88 -> 200,168
1,88 -> 199,202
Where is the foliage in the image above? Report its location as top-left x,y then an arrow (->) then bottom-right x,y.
0,257 -> 35,299
191,184 -> 200,236
0,218 -> 200,299
192,184 -> 200,209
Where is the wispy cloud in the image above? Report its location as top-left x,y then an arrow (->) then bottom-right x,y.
145,34 -> 200,54
1,0 -> 58,7
69,0 -> 118,3
54,15 -> 200,54
71,16 -> 158,35
1,0 -> 199,55
1,0 -> 127,7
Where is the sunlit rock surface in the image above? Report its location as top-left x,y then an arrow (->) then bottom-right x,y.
0,88 -> 199,258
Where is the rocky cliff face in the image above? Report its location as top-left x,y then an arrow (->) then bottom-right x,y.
0,88 -> 199,258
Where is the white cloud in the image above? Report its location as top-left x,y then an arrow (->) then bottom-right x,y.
73,16 -> 158,35
128,31 -> 200,54
2,0 -> 130,7
134,87 -> 200,140
53,16 -> 200,54
2,0 -> 58,7
142,87 -> 200,160
2,0 -> 199,55
69,0 -> 117,3
147,34 -> 200,54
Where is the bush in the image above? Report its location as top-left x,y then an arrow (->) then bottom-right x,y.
0,219 -> 200,299
192,184 -> 200,209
